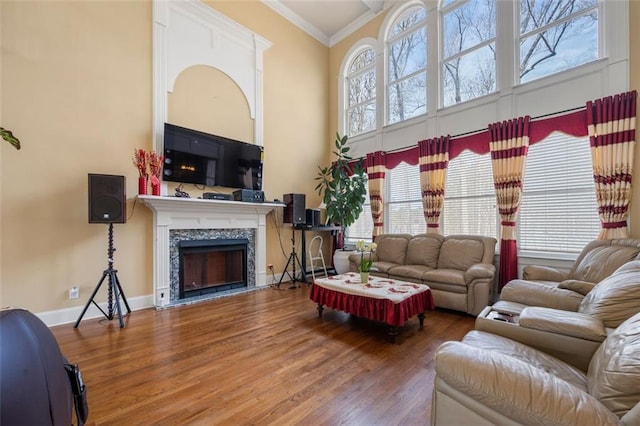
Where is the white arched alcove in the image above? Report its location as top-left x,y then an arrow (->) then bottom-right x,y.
147,0 -> 273,308
153,0 -> 271,151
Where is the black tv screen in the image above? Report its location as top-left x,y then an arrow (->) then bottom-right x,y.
162,123 -> 263,190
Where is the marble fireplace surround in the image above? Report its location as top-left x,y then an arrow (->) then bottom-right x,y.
139,195 -> 280,308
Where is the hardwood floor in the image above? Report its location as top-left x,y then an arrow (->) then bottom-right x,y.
51,284 -> 475,425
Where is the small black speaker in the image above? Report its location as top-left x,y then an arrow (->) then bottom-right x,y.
88,174 -> 126,224
306,209 -> 320,227
283,193 -> 305,224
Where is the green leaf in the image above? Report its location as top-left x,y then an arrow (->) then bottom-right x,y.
0,127 -> 21,150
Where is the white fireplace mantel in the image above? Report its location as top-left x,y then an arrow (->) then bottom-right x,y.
139,195 -> 282,307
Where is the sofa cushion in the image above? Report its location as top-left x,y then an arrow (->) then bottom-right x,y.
375,235 -> 411,265
387,265 -> 433,281
587,312 -> 640,417
405,234 -> 443,268
571,245 -> 640,283
578,260 -> 640,328
438,238 -> 484,271
372,261 -> 401,274
422,269 -> 466,287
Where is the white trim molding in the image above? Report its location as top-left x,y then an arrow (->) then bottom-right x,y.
153,0 -> 272,162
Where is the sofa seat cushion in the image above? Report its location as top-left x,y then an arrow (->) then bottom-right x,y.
572,245 -> 640,283
371,261 -> 401,274
579,260 -> 640,328
462,331 -> 588,390
437,238 -> 484,271
387,265 -> 433,281
422,268 -> 466,287
500,279 -> 583,312
588,312 -> 640,417
426,281 -> 468,294
405,234 -> 443,268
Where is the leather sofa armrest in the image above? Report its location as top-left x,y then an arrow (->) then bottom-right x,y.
465,263 -> 495,282
522,265 -> 569,281
519,307 -> 607,342
435,341 -> 619,425
500,280 -> 584,311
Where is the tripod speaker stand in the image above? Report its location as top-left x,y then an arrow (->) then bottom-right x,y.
74,223 -> 131,328
277,226 -> 304,289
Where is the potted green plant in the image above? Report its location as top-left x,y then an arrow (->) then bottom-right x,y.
315,133 -> 368,257
1,127 -> 21,150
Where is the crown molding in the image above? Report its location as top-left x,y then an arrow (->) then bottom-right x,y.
261,0 -> 330,46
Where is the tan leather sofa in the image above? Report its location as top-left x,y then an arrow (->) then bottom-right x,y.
477,260 -> 640,370
432,311 -> 640,425
348,234 -> 496,316
499,238 -> 640,313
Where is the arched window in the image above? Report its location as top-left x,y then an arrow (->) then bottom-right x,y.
346,47 -> 376,137
519,0 -> 599,83
386,4 -> 427,125
440,0 -> 497,107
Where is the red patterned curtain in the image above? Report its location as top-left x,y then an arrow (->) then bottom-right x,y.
586,90 -> 637,239
489,116 -> 531,290
418,136 -> 450,234
366,151 -> 386,239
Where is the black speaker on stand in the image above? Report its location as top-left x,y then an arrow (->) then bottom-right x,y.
278,193 -> 306,288
75,174 -> 131,328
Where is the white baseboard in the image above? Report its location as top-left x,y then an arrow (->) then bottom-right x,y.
36,294 -> 155,327
37,272 -> 306,327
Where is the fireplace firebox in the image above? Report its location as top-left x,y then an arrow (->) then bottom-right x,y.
178,239 -> 249,299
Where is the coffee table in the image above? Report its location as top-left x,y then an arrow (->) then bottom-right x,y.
310,272 -> 434,342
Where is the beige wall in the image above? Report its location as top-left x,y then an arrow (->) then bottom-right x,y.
0,0 -> 330,313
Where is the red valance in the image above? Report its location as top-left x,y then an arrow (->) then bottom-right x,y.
351,106 -> 590,170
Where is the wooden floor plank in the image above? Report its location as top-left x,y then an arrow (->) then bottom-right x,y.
51,285 -> 475,425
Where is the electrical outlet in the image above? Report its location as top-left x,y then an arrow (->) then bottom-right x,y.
69,286 -> 79,300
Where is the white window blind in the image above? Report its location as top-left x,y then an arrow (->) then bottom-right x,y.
519,132 -> 599,254
443,150 -> 497,238
387,162 -> 426,235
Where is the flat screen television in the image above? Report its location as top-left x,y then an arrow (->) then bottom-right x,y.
162,123 -> 263,190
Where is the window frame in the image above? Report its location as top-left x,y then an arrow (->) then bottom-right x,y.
385,3 -> 428,125
345,47 -> 377,137
439,0 -> 498,108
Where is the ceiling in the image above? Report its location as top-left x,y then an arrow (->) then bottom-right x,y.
262,0 -> 398,47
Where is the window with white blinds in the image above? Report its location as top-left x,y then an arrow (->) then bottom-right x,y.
386,162 -> 426,235
443,150 -> 497,238
519,132 -> 600,254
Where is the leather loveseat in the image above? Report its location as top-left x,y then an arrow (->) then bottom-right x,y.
476,260 -> 640,371
348,233 -> 497,316
499,238 -> 640,314
432,311 -> 640,425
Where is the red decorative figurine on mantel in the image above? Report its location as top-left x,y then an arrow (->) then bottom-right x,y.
133,148 -> 164,196
147,151 -> 164,196
133,148 -> 148,195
